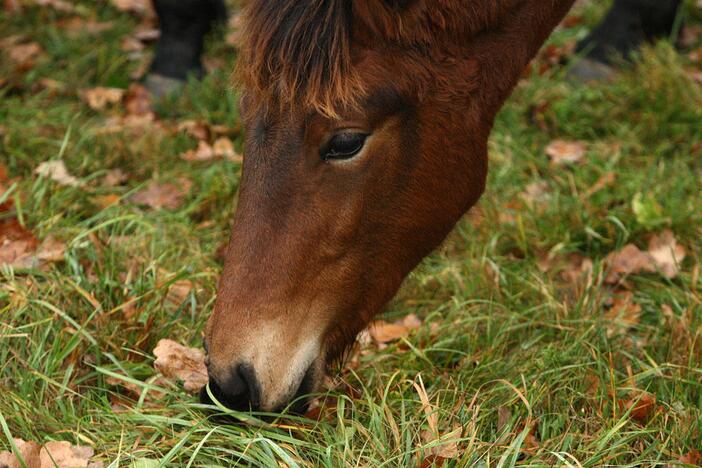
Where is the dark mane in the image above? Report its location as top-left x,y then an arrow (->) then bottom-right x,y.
238,0 -> 364,117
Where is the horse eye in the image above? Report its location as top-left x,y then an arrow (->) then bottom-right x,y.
321,132 -> 368,161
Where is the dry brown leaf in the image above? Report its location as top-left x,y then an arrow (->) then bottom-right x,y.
123,83 -> 152,116
34,236 -> 65,263
181,138 -> 242,163
621,392 -> 656,423
647,229 -> 686,279
605,244 -> 653,283
110,0 -> 153,16
129,179 -> 191,210
6,41 -> 42,64
213,137 -> 241,162
0,438 -> 41,468
687,68 -> 702,85
3,0 -> 22,13
520,181 -> 549,208
545,139 -> 587,165
0,439 -> 98,468
604,292 -> 641,337
166,279 -> 193,304
57,16 -> 113,36
40,441 -> 95,468
679,450 -> 702,466
181,141 -> 215,162
605,231 -> 686,283
225,12 -> 243,48
414,375 -> 461,460
497,406 -> 512,433
81,87 -> 124,111
35,160 -> 81,187
153,339 -> 208,393
102,169 -> 129,187
537,252 -> 593,285
120,36 -> 144,52
33,0 -> 74,12
97,113 -> 157,134
177,120 -> 210,141
369,313 -> 422,344
0,208 -> 38,268
402,313 -> 422,330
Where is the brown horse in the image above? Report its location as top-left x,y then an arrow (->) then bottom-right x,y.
202,0 -> 575,413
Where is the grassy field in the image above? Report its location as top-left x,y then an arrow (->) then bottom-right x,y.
1,0 -> 701,466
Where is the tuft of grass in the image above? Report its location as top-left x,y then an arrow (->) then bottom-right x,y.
1,1 -> 701,466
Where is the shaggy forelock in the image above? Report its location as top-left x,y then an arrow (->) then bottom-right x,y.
237,0 -> 364,117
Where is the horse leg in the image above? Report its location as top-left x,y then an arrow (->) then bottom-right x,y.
569,0 -> 682,81
145,0 -> 227,97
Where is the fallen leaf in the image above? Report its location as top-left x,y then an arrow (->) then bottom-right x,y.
153,339 -> 208,393
605,231 -> 686,283
225,12 -> 243,48
0,214 -> 65,269
180,141 -> 215,162
102,169 -> 129,187
166,279 -> 193,304
33,0 -> 74,12
414,375 -> 461,460
181,138 -> 242,163
110,0 -> 153,17
545,139 -> 587,165
123,83 -> 152,116
177,120 -> 210,141
57,16 -> 113,36
369,313 -> 422,344
129,180 -> 191,210
679,450 -> 702,466
0,438 -> 41,468
647,230 -> 686,278
6,41 -> 42,63
35,160 -> 81,187
621,392 -> 656,423
497,406 -> 512,433
121,36 -> 144,52
0,213 -> 39,268
40,441 -> 95,468
213,137 -> 241,162
688,68 -> 702,85
3,0 -> 22,13
34,236 -> 66,263
402,313 -> 422,330
81,87 -> 124,111
520,181 -> 549,208
679,25 -> 702,48
603,291 -> 641,337
605,244 -> 653,283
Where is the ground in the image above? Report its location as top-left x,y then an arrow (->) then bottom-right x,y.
1,0 -> 701,466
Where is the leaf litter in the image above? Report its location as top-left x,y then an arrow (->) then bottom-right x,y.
605,230 -> 686,283
152,339 -> 208,393
0,438 -> 100,468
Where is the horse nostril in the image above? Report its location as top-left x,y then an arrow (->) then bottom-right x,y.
236,363 -> 261,409
200,362 -> 261,411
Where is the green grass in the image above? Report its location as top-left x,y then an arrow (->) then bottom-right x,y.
1,1 -> 701,466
